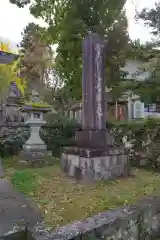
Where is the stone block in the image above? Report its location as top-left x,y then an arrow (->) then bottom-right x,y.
140,158 -> 147,166
75,130 -> 107,149
63,147 -> 106,158
132,155 -> 148,167
68,155 -> 80,167
112,155 -> 118,167
61,147 -> 130,181
19,150 -> 53,168
103,156 -> 111,169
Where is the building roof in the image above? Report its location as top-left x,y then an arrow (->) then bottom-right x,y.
0,51 -> 19,64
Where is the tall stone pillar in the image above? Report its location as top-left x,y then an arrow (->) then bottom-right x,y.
82,33 -> 106,130
75,33 -> 107,151
61,32 -> 130,181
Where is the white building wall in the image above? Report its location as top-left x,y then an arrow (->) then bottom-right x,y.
121,59 -> 155,120
121,59 -> 151,81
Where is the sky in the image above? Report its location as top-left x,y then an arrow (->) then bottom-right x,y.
0,0 -> 158,49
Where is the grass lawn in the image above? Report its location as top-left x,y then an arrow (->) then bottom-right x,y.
3,157 -> 160,229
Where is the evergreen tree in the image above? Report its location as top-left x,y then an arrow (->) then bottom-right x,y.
10,0 -> 130,100
136,2 -> 160,102
9,0 -> 30,8
18,22 -> 52,93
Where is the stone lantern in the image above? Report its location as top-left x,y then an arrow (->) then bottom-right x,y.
5,81 -> 24,125
20,90 -> 52,166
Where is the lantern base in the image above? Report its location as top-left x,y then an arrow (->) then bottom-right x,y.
19,150 -> 53,168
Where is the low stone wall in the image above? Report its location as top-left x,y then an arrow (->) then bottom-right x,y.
29,195 -> 160,240
2,196 -> 160,240
2,229 -> 27,240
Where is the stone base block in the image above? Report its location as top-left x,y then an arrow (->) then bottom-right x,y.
63,146 -> 126,157
131,154 -> 148,167
19,150 -> 53,168
75,130 -> 107,149
61,148 -> 130,181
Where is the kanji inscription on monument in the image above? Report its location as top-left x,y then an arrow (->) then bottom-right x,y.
75,33 -> 107,149
82,33 -> 106,130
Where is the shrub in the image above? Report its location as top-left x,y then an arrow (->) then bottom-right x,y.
108,118 -> 160,169
1,114 -> 160,169
0,126 -> 30,157
0,115 -> 81,158
41,116 -> 81,157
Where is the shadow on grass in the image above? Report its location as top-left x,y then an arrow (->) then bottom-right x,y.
2,156 -> 20,169
2,155 -> 60,170
2,156 -> 61,197
135,165 -> 160,173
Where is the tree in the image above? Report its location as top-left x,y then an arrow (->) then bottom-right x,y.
10,0 -> 129,101
41,68 -> 64,106
9,0 -> 30,8
45,1 -> 129,99
135,2 -> 160,102
138,2 -> 160,37
0,41 -> 23,98
0,64 -> 14,98
18,22 -> 54,93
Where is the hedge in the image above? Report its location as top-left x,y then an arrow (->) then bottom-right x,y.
0,117 -> 160,168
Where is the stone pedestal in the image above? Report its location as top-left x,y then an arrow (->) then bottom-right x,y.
61,146 -> 130,181
20,151 -> 52,167
131,154 -> 148,167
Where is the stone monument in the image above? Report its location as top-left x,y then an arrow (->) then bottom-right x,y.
20,91 -> 52,166
61,32 -> 130,180
4,81 -> 24,124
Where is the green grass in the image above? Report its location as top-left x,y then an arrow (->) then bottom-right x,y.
12,170 -> 38,196
3,157 -> 160,229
